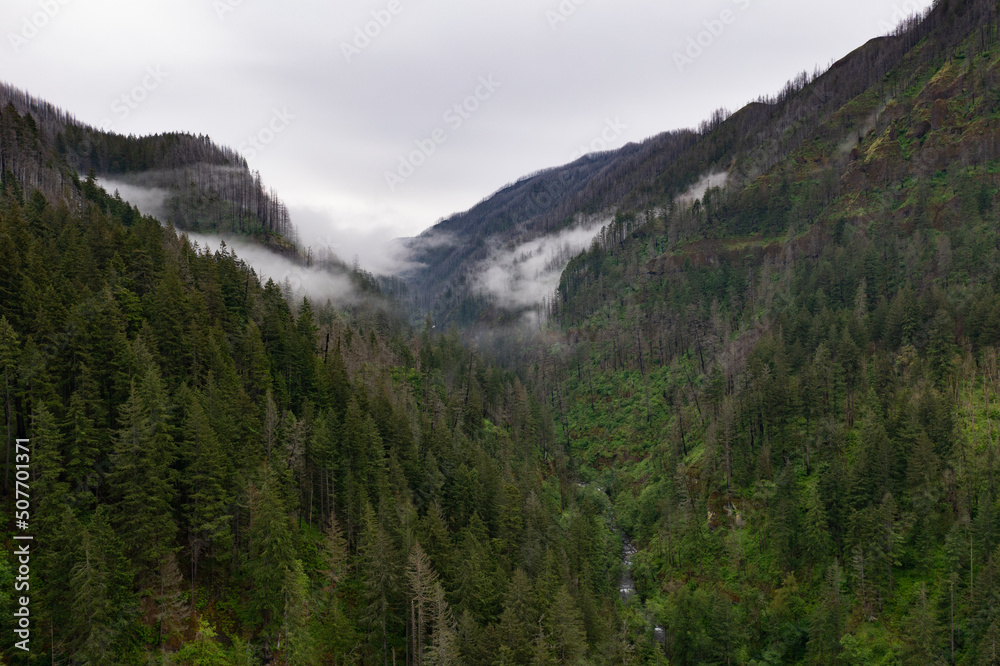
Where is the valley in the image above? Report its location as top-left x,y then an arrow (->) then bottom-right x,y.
4,0 -> 1000,663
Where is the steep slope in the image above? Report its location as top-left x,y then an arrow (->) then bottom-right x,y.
402,5 -> 949,328
402,131 -> 697,320
504,0 -> 1000,662
0,83 -> 296,249
0,106 -> 627,664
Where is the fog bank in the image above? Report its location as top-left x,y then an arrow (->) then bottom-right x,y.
473,218 -> 609,310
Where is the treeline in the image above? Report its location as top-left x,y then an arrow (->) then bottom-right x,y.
0,102 -> 79,205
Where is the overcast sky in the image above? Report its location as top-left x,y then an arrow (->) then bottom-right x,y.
3,0 -> 932,269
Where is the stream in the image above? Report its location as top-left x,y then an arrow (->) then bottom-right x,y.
581,482 -> 666,645
616,520 -> 666,644
619,535 -> 637,603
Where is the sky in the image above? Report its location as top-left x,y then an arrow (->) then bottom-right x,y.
2,0 -> 933,271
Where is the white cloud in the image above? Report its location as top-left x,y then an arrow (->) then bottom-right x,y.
473,218 -> 607,310
3,0 -> 934,246
98,178 -> 169,219
678,171 -> 729,205
183,232 -> 357,306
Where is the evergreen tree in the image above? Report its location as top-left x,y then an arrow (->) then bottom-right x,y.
426,582 -> 459,666
903,583 -> 946,664
244,467 -> 297,648
408,542 -> 438,666
808,560 -> 846,664
69,506 -> 136,664
181,392 -> 232,590
358,502 -> 401,662
108,364 -> 178,573
0,315 -> 17,494
546,585 -> 588,665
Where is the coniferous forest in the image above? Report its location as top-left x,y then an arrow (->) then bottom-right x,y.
7,0 -> 1000,664
0,176 -> 623,664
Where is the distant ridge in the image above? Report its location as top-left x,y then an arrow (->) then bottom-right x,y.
0,81 -> 296,245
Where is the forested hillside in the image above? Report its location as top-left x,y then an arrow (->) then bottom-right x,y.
488,0 -> 1000,662
0,84 -> 295,245
12,0 -> 1000,663
401,0 -> 955,329
0,168 -> 634,664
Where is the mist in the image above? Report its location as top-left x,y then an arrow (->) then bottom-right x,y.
98,178 -> 169,219
474,218 -> 609,310
183,232 -> 357,307
95,179 -> 356,306
678,171 -> 730,204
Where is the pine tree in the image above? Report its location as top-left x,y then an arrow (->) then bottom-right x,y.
293,297 -> 318,406
420,502 -> 453,582
245,466 -> 297,645
546,585 -> 588,665
0,314 -> 18,494
69,506 -> 135,665
31,404 -> 66,528
903,583 -> 946,664
181,392 -> 232,592
282,559 -> 314,664
318,515 -> 359,663
803,481 -> 832,563
427,581 -> 459,666
324,511 -> 350,587
453,515 -> 496,621
981,614 -> 1000,666
407,542 -> 438,666
499,569 -> 537,663
240,318 -> 273,401
63,384 -> 101,509
358,502 -> 401,662
155,552 -> 185,650
808,560 -> 845,664
108,365 -> 178,574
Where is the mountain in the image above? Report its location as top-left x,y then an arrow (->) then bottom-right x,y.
401,5 -> 943,327
401,131 -> 696,317
0,83 -> 296,250
457,0 -> 1000,662
7,0 -> 1000,662
0,79 -> 622,665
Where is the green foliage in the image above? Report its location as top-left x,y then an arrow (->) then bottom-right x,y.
0,184 -> 616,664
